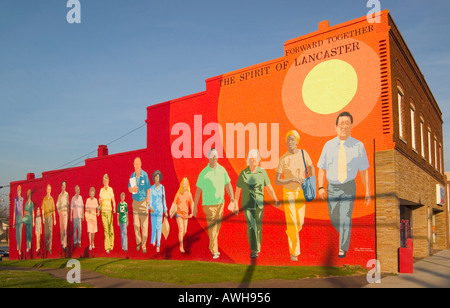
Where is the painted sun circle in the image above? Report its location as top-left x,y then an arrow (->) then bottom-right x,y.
282,38 -> 381,137
302,59 -> 358,115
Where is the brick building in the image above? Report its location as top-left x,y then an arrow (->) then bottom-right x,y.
375,13 -> 448,272
9,10 -> 448,273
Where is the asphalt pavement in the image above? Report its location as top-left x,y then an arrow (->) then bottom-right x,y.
364,248 -> 450,288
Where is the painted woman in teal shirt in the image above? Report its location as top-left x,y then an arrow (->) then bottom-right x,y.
149,170 -> 168,252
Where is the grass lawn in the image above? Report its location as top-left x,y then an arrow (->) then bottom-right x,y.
1,258 -> 367,286
0,270 -> 91,288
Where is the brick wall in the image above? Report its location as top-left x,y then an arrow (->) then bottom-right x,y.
388,15 -> 445,182
376,149 -> 448,272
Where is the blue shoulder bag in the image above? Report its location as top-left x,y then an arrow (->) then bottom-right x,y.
301,150 -> 316,202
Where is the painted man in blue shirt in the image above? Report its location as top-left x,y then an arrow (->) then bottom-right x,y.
128,157 -> 151,253
318,112 -> 371,258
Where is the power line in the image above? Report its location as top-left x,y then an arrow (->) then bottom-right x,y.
56,122 -> 146,170
0,122 -> 147,189
105,123 -> 146,147
55,149 -> 98,170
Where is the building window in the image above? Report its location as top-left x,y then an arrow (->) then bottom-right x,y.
398,89 -> 404,139
439,143 -> 443,174
428,128 -> 432,165
420,119 -> 425,158
434,136 -> 438,170
410,105 -> 416,150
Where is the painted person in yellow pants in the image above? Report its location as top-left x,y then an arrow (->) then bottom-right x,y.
99,174 -> 116,253
275,130 -> 315,261
283,188 -> 306,258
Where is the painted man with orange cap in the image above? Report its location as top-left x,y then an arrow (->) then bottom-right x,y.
275,130 -> 315,261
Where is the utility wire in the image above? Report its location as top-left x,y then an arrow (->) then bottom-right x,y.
0,122 -> 147,189
55,149 -> 98,170
56,122 -> 146,170
105,122 -> 146,148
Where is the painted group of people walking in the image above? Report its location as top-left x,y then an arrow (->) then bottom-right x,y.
12,159 -> 178,257
13,111 -> 371,261
191,111 -> 370,261
274,111 -> 370,260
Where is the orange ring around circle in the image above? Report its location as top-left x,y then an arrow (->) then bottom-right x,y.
282,38 -> 381,137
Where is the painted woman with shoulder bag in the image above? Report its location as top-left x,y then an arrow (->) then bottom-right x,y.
149,170 -> 168,252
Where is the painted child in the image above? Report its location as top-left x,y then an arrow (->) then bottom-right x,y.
117,192 -> 128,252
171,177 -> 194,253
35,207 -> 42,253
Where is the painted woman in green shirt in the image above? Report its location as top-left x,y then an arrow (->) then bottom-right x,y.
235,149 -> 281,259
23,189 -> 34,253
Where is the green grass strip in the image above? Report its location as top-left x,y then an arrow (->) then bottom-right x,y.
1,258 -> 367,286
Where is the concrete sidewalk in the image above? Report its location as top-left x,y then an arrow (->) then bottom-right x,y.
364,249 -> 450,288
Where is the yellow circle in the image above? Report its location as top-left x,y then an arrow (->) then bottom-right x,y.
302,59 -> 358,115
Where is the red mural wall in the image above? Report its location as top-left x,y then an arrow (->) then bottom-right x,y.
10,11 -> 394,267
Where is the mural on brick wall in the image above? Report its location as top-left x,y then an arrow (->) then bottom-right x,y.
10,14 -> 389,267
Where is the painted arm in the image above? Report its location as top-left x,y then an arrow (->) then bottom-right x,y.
308,164 -> 315,177
225,182 -> 235,202
318,168 -> 327,200
189,193 -> 194,218
234,187 -> 242,214
193,188 -> 202,217
163,187 -> 168,216
265,184 -> 281,207
275,172 -> 303,186
112,193 -> 116,214
225,182 -> 236,215
146,188 -> 150,206
149,188 -> 154,213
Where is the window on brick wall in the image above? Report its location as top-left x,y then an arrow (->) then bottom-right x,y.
434,136 -> 438,170
398,89 -> 404,139
410,105 -> 416,150
428,128 -> 432,165
420,119 -> 425,158
440,143 -> 443,174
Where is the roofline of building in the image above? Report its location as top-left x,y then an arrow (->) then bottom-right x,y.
386,12 -> 442,120
284,10 -> 388,47
9,148 -> 147,187
145,10 -> 442,124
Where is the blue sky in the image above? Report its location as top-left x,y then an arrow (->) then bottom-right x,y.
1,0 -> 449,203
